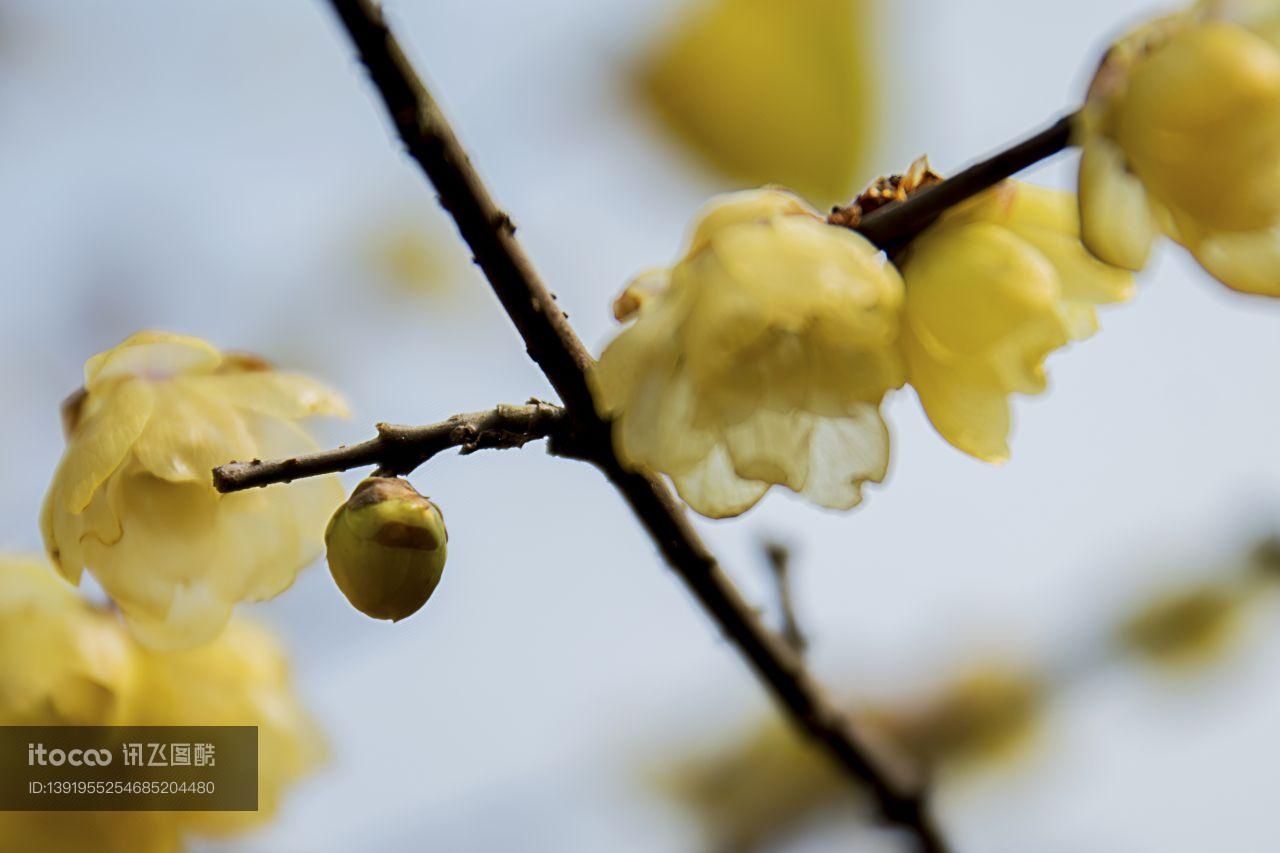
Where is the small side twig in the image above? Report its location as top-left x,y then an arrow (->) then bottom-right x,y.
842,113 -> 1076,252
762,539 -> 807,657
213,402 -> 569,492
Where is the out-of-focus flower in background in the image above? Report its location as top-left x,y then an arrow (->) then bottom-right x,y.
653,535 -> 1280,852
0,557 -> 137,727
592,188 -> 904,518
133,618 -> 326,837
41,331 -> 347,650
638,0 -> 877,206
0,556 -> 322,853
898,181 -> 1132,462
357,212 -> 471,302
1077,0 -> 1280,294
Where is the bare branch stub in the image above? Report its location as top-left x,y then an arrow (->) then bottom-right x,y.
212,403 -> 569,492
762,539 -> 808,657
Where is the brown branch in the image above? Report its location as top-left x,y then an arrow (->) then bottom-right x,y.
320,0 -> 948,849
843,113 -> 1076,252
213,402 -> 569,492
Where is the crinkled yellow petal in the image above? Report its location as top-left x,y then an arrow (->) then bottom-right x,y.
187,371 -> 349,420
131,385 -> 256,483
723,408 -> 816,490
1190,226 -> 1280,294
84,331 -> 220,392
50,379 -> 154,514
797,407 -> 890,510
1078,138 -> 1159,271
671,444 -> 771,519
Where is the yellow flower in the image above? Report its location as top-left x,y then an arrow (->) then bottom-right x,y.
0,556 -> 321,851
592,188 -> 905,518
133,618 -> 326,837
41,331 -> 347,649
0,812 -> 182,853
1120,583 -> 1244,669
899,182 -> 1133,462
1077,0 -> 1280,294
0,557 -> 137,727
639,0 -> 875,205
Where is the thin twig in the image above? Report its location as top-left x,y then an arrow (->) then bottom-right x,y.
320,1 -> 947,849
213,402 -> 569,492
844,113 -> 1076,252
762,539 -> 808,657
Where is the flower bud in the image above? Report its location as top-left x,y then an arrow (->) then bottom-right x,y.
324,477 -> 447,621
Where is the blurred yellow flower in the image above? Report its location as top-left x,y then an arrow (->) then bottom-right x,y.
0,812 -> 182,853
865,664 -> 1044,771
592,188 -> 905,518
640,0 -> 875,205
1077,0 -> 1280,294
0,557 -> 137,726
899,182 -> 1133,462
41,331 -> 347,649
0,556 -> 321,851
134,618 -> 326,836
1120,583 -> 1244,669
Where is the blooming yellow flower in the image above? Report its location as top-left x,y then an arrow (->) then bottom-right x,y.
591,188 -> 905,518
133,618 -> 326,836
41,331 -> 347,649
899,182 -> 1133,462
1077,0 -> 1280,294
0,556 -> 321,851
0,557 -> 137,726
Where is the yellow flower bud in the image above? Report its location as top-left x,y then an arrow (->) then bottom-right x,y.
325,477 -> 448,621
900,182 -> 1132,461
1078,1 -> 1280,294
41,331 -> 347,649
591,188 -> 905,518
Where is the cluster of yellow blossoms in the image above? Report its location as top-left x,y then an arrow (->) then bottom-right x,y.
596,1 -> 1276,515
0,557 -> 323,853
1077,0 -> 1280,294
42,331 -> 346,649
593,180 -> 1132,514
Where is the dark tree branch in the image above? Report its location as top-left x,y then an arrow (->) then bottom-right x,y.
844,113 -> 1076,252
317,0 -> 948,849
213,402 -> 569,492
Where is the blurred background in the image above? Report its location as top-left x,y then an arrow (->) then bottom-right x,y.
2,0 -> 1280,850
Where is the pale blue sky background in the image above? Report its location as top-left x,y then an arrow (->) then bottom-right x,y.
2,1 -> 1279,851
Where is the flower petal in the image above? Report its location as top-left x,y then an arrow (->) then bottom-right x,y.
1078,139 -> 1159,271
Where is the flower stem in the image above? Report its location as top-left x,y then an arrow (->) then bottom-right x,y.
851,113 -> 1077,251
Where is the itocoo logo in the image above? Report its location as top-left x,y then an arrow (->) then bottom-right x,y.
27,743 -> 112,767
